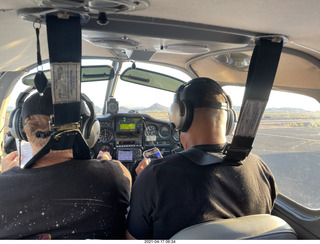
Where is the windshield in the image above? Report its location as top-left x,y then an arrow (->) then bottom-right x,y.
7,61 -> 191,119
114,62 -> 191,120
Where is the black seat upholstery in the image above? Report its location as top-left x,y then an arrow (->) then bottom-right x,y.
170,214 -> 297,240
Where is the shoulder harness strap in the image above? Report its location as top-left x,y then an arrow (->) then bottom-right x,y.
179,148 -> 242,166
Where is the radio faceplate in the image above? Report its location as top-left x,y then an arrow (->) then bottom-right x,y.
116,139 -> 142,147
116,116 -> 143,133
115,116 -> 143,149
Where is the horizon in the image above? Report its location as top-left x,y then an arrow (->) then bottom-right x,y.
6,102 -> 320,113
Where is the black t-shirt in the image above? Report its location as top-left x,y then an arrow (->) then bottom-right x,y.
0,159 -> 131,239
127,145 -> 277,239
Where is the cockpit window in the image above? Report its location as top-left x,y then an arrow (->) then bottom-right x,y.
225,86 -> 320,209
114,79 -> 174,121
81,80 -> 108,115
114,62 -> 191,121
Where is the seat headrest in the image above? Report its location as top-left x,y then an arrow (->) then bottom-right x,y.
170,214 -> 297,240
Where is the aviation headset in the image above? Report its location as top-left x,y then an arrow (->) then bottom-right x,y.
8,87 -> 100,148
169,77 -> 237,135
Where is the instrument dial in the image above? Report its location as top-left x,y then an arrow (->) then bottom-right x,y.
100,144 -> 113,156
108,103 -> 118,113
107,98 -> 119,114
100,128 -> 113,143
159,125 -> 170,138
146,124 -> 157,136
172,129 -> 180,142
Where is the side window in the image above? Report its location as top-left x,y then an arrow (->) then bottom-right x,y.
224,86 -> 320,209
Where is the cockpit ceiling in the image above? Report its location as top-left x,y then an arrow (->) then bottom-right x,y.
3,0 -> 319,54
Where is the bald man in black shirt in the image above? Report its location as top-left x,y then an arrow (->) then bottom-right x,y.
126,78 -> 277,239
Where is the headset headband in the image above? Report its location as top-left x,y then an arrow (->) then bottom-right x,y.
176,78 -> 229,111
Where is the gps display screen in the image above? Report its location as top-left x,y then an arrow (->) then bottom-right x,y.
118,150 -> 133,161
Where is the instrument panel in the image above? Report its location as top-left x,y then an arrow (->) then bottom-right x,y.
92,113 -> 181,171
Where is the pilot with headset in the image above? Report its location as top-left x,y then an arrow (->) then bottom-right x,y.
0,87 -> 131,239
126,77 -> 278,240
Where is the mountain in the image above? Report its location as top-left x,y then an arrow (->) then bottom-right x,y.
233,106 -> 318,113
119,106 -> 144,113
94,105 -> 102,113
119,106 -> 130,113
119,103 -> 169,113
114,104 -> 319,114
264,107 -> 311,113
140,103 -> 169,112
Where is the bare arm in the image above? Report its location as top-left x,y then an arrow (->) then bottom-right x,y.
135,158 -> 150,175
1,151 -> 20,172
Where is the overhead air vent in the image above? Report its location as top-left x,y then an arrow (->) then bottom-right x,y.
165,44 -> 210,54
212,52 -> 251,72
85,37 -> 139,49
88,0 -> 149,13
33,0 -> 85,8
31,0 -> 149,13
18,0 -> 149,23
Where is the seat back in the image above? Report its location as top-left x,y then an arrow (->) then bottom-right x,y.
170,214 -> 297,240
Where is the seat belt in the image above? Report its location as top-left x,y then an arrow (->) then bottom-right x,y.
24,14 -> 90,169
179,147 -> 241,166
179,148 -> 224,166
46,14 -> 82,126
223,37 -> 284,162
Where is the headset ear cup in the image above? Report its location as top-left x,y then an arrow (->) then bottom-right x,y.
85,119 -> 100,148
9,108 -> 28,141
180,100 -> 193,132
226,108 -> 237,136
169,101 -> 187,130
81,116 -> 100,148
19,116 -> 28,141
9,108 -> 19,139
80,94 -> 100,148
85,115 -> 93,140
225,93 -> 237,136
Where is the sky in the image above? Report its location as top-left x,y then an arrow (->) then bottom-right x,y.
224,86 -> 320,112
